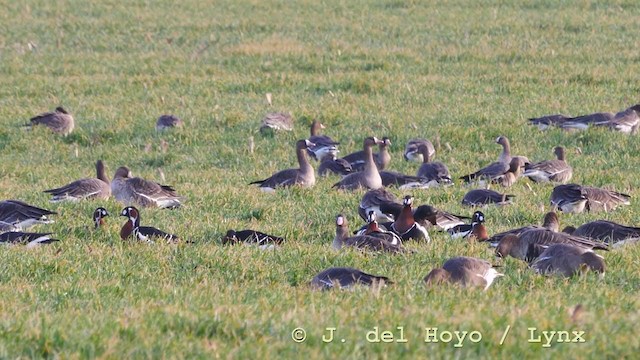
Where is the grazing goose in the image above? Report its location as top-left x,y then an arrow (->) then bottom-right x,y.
550,184 -> 588,213
531,244 -> 606,278
332,137 -> 383,190
390,196 -> 430,242
306,120 -> 339,161
460,136 -> 512,183
259,112 -> 294,133
447,211 -> 485,239
486,211 -> 560,246
0,200 -> 56,230
379,171 -> 433,189
358,188 -> 402,223
155,114 -> 183,131
559,112 -> 615,131
423,257 -> 503,290
44,160 -> 111,202
462,189 -> 514,206
317,154 -> 352,177
111,166 -> 183,208
0,231 -> 59,248
249,139 -> 316,191
359,211 -> 403,245
528,114 -> 573,130
333,214 -> 404,253
93,207 -> 109,229
310,267 -> 392,290
524,146 -> 572,183
343,137 -> 392,171
119,206 -> 178,243
551,184 -> 630,213
222,229 -> 285,249
582,186 -> 631,212
27,106 -> 75,136
596,104 -> 640,134
572,220 -> 640,245
416,143 -> 452,186
404,139 -> 435,162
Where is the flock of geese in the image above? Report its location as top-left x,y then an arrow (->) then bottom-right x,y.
3,104 -> 640,291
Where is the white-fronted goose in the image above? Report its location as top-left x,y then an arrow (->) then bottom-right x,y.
492,157 -> 526,187
486,211 -> 560,246
404,139 -> 435,162
559,112 -> 615,130
44,160 -> 111,202
250,139 -> 316,191
423,256 -> 503,290
596,104 -> 640,134
416,144 -> 452,186
343,137 -> 391,171
306,120 -> 339,161
531,244 -> 605,278
582,186 -> 631,212
550,184 -> 588,213
390,196 -> 430,242
0,221 -> 19,232
332,137 -> 383,190
120,206 -> 178,243
112,166 -> 183,208
528,114 -> 573,130
93,207 -> 109,229
524,146 -> 572,183
259,112 -> 294,133
379,171 -> 434,189
447,211 -> 485,239
460,136 -> 512,183
222,229 -> 285,248
572,220 -> 640,245
358,188 -> 402,223
0,231 -> 59,248
462,189 -> 514,206
28,106 -> 75,135
317,154 -> 352,177
333,214 -> 404,253
0,200 -> 56,230
155,114 -> 184,131
310,267 -> 392,290
551,184 -> 630,213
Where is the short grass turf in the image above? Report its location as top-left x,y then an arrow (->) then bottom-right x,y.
1,0 -> 639,358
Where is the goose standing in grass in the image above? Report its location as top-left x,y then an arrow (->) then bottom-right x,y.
0,200 -> 56,230
111,166 -> 183,208
358,188 -> 402,223
486,211 -> 560,246
44,160 -> 111,202
250,139 -> 316,191
390,196 -> 430,242
460,136 -> 513,184
423,257 -> 503,290
310,267 -> 392,290
343,137 -> 391,171
259,112 -> 294,133
155,114 -> 184,131
27,106 -> 75,136
332,137 -> 383,190
222,229 -> 285,248
416,143 -> 452,186
332,214 -> 405,253
0,231 -> 59,248
93,207 -> 109,229
317,153 -> 352,177
524,146 -> 572,183
461,189 -> 514,206
571,220 -> 640,245
306,120 -> 339,161
531,244 -> 606,278
404,138 -> 435,162
551,184 -> 630,213
119,206 -> 178,243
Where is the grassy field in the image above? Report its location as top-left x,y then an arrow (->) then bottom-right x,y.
1,0 -> 640,358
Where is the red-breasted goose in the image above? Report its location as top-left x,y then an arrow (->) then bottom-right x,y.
156,114 -> 184,131
524,146 -> 572,183
390,196 -> 430,242
486,211 -> 560,246
551,184 -> 630,213
44,160 -> 111,202
358,188 -> 402,223
404,139 -> 435,162
250,139 -> 316,191
310,267 -> 392,290
424,256 -> 503,290
306,120 -> 339,161
0,200 -> 56,230
0,231 -> 59,248
531,244 -> 605,278
342,137 -> 391,171
317,154 -> 352,177
120,206 -> 178,243
332,137 -> 383,190
333,214 -> 404,253
27,106 -> 75,136
447,211 -> 485,239
93,207 -> 109,229
462,189 -> 514,206
572,220 -> 640,245
222,229 -> 285,249
360,211 -> 403,245
111,166 -> 183,208
259,112 -> 294,133
416,143 -> 452,186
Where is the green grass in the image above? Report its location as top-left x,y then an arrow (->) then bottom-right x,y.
1,0 -> 640,358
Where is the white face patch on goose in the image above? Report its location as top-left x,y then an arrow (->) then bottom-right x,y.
336,216 -> 344,226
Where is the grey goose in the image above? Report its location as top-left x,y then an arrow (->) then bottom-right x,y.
310,267 -> 392,290
571,220 -> 640,245
486,211 -> 560,246
379,171 -> 434,189
524,146 -> 572,183
27,106 -> 75,136
332,137 -> 383,190
404,139 -> 435,163
317,154 -> 352,177
492,157 -> 526,187
460,136 -> 512,183
332,214 -> 405,253
259,112 -> 294,133
44,160 -> 111,202
551,184 -> 630,213
0,200 -> 56,230
531,244 -> 605,278
416,143 -> 452,186
462,189 -> 514,206
358,188 -> 402,223
306,120 -> 339,161
155,114 -> 184,131
557,112 -> 615,131
0,231 -> 59,248
250,139 -> 316,191
111,166 -> 183,209
342,137 -> 391,171
596,104 -> 640,134
423,257 -> 503,290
